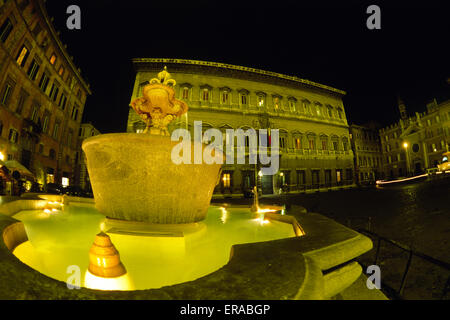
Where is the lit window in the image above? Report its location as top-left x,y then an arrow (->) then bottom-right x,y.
322,140 -> 327,150
47,173 -> 55,183
16,45 -> 30,67
309,139 -> 315,150
58,66 -> 64,76
257,95 -> 265,107
50,54 -> 57,65
274,97 -> 280,110
222,173 -> 231,188
62,177 -> 69,187
316,105 -> 321,116
295,138 -> 301,149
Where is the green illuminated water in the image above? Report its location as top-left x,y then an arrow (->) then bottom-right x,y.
13,205 -> 295,290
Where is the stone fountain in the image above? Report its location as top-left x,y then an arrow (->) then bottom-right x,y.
82,67 -> 222,226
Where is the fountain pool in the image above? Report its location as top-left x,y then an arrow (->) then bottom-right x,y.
12,204 -> 298,290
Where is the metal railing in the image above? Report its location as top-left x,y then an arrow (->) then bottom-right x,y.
355,227 -> 450,300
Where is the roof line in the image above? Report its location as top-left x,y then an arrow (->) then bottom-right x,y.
132,58 -> 346,96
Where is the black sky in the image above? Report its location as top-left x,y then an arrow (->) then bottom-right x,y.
44,0 -> 449,133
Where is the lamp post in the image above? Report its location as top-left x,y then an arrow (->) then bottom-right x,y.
403,142 -> 410,176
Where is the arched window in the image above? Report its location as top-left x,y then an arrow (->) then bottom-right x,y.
239,89 -> 249,106
219,87 -> 231,105
288,97 -> 297,113
256,91 -> 266,108
179,83 -> 192,101
200,84 -> 212,103
327,105 -> 333,118
314,102 -> 322,116
337,107 -> 344,119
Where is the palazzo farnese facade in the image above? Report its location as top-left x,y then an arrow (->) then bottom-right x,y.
127,58 -> 355,195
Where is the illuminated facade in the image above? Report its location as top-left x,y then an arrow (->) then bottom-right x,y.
127,58 -> 355,194
0,0 -> 91,188
379,98 -> 450,178
349,124 -> 384,184
74,123 -> 100,191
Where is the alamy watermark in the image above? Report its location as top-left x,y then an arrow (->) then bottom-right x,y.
171,121 -> 280,175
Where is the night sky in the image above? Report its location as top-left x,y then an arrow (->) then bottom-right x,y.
45,0 -> 449,133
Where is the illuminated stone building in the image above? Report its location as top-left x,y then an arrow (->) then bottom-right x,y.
379,98 -> 450,178
349,124 -> 383,184
0,0 -> 91,188
74,122 -> 100,191
127,58 -> 355,194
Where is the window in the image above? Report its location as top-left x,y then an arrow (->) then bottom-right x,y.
240,93 -> 247,105
49,82 -> 59,101
222,173 -> 231,188
0,18 -> 13,43
49,53 -> 57,65
39,72 -> 50,92
38,144 -> 44,154
337,108 -> 343,119
52,123 -> 60,140
343,141 -> 348,151
16,45 -> 30,67
295,138 -> 301,149
8,128 -> 19,143
202,89 -> 209,102
273,97 -> 280,110
280,137 -> 286,149
321,140 -> 328,150
327,106 -> 333,118
316,104 -> 321,116
59,93 -> 67,110
42,115 -> 49,133
58,66 -> 64,76
27,58 -> 40,81
309,139 -> 315,150
332,141 -> 339,151
397,153 -> 401,162
182,87 -> 189,100
289,100 -> 296,112
30,104 -> 39,123
257,95 -> 265,107
221,90 -> 229,104
1,78 -> 15,106
71,105 -> 79,121
49,149 -> 56,160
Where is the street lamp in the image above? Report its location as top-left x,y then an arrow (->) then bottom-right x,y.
403,142 -> 410,176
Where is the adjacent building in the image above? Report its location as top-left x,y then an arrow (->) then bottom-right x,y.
127,58 -> 355,195
379,98 -> 450,178
349,124 -> 383,184
0,0 -> 91,189
74,122 -> 100,192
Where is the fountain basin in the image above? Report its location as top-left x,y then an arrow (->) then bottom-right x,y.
0,196 -> 380,299
82,133 -> 222,224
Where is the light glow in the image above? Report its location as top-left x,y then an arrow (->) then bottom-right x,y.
84,270 -> 134,291
376,173 -> 428,185
0,152 -> 4,161
220,207 -> 228,224
403,142 -> 408,148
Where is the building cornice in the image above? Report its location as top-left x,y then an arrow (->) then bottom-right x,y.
36,0 -> 91,95
132,58 -> 346,97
